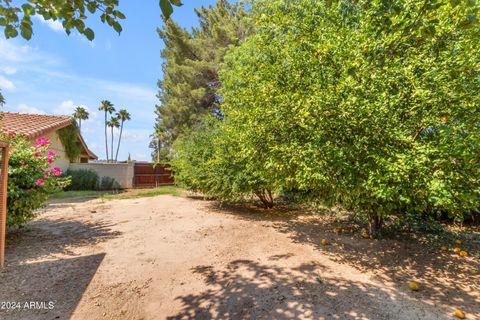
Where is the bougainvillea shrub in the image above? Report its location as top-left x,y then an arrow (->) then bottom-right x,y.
2,131 -> 70,227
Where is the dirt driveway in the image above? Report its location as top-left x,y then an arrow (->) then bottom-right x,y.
0,195 -> 478,319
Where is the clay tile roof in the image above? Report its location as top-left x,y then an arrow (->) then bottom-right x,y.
0,112 -> 73,139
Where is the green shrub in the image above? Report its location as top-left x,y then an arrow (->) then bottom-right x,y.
64,169 -> 99,191
5,133 -> 70,227
64,168 -> 121,191
98,176 -> 121,191
171,117 -> 277,208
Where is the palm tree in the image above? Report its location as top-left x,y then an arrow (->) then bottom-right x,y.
73,106 -> 89,132
106,116 -> 120,162
114,109 -> 131,161
98,100 -> 115,161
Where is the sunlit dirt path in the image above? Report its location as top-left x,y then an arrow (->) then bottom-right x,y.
1,195 -> 477,319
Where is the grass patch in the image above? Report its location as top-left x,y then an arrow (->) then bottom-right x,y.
50,186 -> 179,201
102,186 -> 179,200
50,190 -> 104,199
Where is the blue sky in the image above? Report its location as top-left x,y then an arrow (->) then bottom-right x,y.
0,0 -> 217,161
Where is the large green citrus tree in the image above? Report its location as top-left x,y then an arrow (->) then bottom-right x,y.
217,0 -> 479,236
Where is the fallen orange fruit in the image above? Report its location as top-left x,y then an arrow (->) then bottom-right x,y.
454,239 -> 462,245
459,250 -> 468,257
454,308 -> 465,319
321,239 -> 328,246
453,247 -> 462,253
361,231 -> 370,239
409,281 -> 419,291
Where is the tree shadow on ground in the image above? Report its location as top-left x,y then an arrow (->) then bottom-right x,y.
5,218 -> 121,264
205,203 -> 480,318
47,197 -> 101,205
169,258 -> 444,320
0,253 -> 105,320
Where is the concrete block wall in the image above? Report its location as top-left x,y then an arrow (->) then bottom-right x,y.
68,162 -> 135,189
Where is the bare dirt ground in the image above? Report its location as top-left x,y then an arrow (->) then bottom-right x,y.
0,195 -> 478,320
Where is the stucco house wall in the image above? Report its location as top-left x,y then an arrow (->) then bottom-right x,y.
69,162 -> 135,189
35,130 -> 71,171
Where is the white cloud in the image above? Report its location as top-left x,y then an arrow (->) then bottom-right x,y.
15,104 -> 45,114
54,100 -> 75,115
0,76 -> 15,91
0,39 -> 63,69
101,82 -> 157,104
120,129 -> 152,143
0,40 -> 31,62
54,100 -> 100,119
37,16 -> 64,33
1,67 -> 16,75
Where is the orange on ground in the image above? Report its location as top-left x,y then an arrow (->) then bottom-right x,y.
453,247 -> 462,253
321,239 -> 328,246
454,308 -> 466,319
408,281 -> 419,291
454,239 -> 462,245
459,250 -> 468,257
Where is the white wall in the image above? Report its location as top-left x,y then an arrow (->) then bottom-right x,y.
68,162 -> 135,189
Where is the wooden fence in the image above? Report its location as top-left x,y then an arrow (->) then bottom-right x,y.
0,141 -> 9,269
133,163 -> 174,188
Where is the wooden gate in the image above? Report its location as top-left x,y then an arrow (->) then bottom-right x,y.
0,141 -> 9,269
133,163 -> 174,188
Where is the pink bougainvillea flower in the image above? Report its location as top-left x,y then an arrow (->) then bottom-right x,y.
34,152 -> 41,158
35,178 -> 45,186
46,151 -> 56,164
50,167 -> 61,176
35,137 -> 50,147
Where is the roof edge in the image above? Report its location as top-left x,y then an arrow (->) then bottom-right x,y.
77,132 -> 98,160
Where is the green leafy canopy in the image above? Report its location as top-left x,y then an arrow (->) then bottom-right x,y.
172,0 -> 480,235
0,0 -> 183,40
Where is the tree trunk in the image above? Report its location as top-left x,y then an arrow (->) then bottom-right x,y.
79,119 -> 82,132
104,112 -> 109,162
110,127 -> 114,163
254,189 -> 274,209
115,122 -> 123,162
368,214 -> 383,239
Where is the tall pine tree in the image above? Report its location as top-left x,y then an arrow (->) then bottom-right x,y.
151,0 -> 250,161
